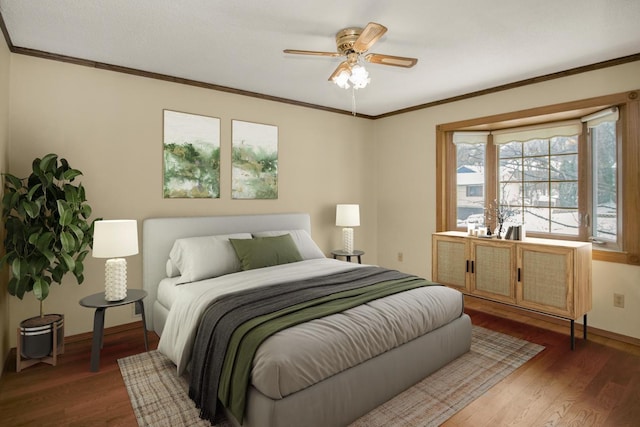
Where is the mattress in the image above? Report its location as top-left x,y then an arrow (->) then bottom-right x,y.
156,276 -> 183,309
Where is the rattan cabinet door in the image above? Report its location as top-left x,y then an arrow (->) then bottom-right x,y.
471,240 -> 516,304
432,235 -> 469,291
517,244 -> 574,318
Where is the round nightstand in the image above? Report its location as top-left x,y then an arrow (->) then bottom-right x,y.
79,289 -> 149,372
331,249 -> 364,264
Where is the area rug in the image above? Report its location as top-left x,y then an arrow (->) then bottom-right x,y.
118,326 -> 543,427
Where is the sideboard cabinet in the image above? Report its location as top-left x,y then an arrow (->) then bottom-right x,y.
432,231 -> 592,348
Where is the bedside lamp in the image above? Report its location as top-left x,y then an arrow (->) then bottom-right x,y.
92,220 -> 139,301
336,204 -> 360,253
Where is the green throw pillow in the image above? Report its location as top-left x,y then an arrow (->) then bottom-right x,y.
229,234 -> 303,270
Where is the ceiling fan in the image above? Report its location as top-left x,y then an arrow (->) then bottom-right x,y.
283,22 -> 418,89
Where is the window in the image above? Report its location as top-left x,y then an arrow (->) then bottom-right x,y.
436,90 -> 640,265
453,132 -> 488,226
584,108 -> 619,248
466,185 -> 483,197
494,121 -> 581,237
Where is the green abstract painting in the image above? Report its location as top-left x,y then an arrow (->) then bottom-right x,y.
163,110 -> 220,198
232,120 -> 278,199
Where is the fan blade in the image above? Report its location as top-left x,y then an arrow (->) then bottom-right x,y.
328,61 -> 351,81
283,49 -> 341,57
353,22 -> 387,53
365,53 -> 418,68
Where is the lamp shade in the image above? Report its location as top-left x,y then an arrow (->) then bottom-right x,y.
336,204 -> 360,227
92,220 -> 139,258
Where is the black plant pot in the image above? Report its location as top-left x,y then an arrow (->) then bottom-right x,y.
19,314 -> 64,359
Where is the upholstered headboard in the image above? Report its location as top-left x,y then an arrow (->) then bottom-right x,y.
142,213 -> 312,330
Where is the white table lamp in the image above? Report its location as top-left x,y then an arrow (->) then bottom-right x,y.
336,204 -> 360,253
92,220 -> 139,301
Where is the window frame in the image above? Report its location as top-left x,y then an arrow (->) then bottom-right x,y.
585,114 -> 622,251
436,90 -> 640,265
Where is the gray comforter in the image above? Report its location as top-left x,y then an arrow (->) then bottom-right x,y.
189,266 -> 419,424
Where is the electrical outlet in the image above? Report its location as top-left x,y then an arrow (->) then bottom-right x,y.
397,252 -> 403,262
133,303 -> 142,316
613,293 -> 625,308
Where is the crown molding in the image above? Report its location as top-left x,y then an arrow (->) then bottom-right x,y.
1,11 -> 638,120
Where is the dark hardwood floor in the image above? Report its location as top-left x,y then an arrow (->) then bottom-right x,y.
1,321 -> 159,426
445,299 -> 640,427
1,300 -> 639,426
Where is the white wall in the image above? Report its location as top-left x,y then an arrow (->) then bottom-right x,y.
3,51 -> 639,350
373,60 -> 640,340
6,54 -> 378,345
0,27 -> 11,372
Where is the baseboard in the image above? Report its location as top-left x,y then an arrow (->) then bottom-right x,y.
573,323 -> 640,347
0,348 -> 8,380
465,296 -> 640,347
63,320 -> 146,344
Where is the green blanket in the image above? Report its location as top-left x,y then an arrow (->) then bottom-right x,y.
219,275 -> 436,423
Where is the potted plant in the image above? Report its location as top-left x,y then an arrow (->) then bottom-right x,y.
1,153 -> 97,368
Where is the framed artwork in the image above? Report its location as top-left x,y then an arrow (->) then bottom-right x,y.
231,120 -> 278,199
163,110 -> 220,198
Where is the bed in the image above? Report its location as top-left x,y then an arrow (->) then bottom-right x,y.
143,213 -> 472,427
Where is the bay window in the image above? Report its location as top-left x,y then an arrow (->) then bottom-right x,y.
436,90 -> 640,265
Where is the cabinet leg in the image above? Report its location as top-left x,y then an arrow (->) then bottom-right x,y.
583,314 -> 588,340
570,319 -> 575,351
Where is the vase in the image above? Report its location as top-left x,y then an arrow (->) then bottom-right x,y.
19,314 -> 64,359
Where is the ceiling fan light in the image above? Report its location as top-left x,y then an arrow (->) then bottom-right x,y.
349,64 -> 370,89
333,70 -> 351,89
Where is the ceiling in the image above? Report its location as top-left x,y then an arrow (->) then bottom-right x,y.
1,0 -> 639,117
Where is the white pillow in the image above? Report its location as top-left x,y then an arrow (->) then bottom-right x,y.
169,233 -> 252,284
252,229 -> 325,260
166,259 -> 180,278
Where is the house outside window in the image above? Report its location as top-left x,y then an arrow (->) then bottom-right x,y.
466,184 -> 484,198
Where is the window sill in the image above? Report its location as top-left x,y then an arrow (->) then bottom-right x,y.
593,249 -> 640,265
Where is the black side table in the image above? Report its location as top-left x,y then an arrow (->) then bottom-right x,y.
331,249 -> 364,264
79,289 -> 149,372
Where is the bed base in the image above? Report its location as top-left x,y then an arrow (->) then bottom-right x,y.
228,314 -> 472,427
